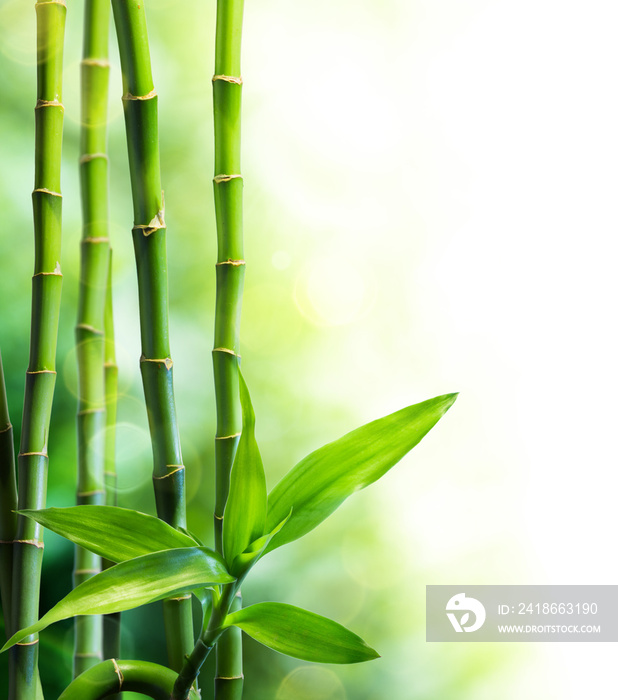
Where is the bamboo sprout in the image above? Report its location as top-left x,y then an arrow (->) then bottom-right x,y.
10,2 -> 66,698
74,0 -> 111,677
0,350 -> 17,637
110,0 -> 193,671
212,1 -> 246,697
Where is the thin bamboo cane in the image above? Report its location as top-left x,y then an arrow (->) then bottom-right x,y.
110,0 -> 194,672
103,255 -> 118,514
0,350 -> 17,637
212,2 -> 246,698
74,0 -> 111,677
102,254 -> 121,676
10,2 -> 66,698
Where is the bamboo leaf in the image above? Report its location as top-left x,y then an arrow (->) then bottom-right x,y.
19,506 -> 198,562
195,587 -> 214,635
222,370 -> 268,565
1,547 -> 233,652
225,602 -> 379,664
266,393 -> 457,552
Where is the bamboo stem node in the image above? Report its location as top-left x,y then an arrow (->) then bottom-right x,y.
215,432 -> 241,440
212,347 -> 240,358
122,90 -> 157,101
36,0 -> 66,7
215,675 -> 244,681
0,423 -> 12,434
216,259 -> 245,266
133,206 -> 166,235
2,539 -> 44,549
140,356 -> 173,370
77,489 -> 105,498
74,569 -> 99,575
77,408 -> 105,417
212,74 -> 242,85
213,174 -> 242,184
19,451 -> 48,457
213,513 -> 224,521
35,99 -> 64,110
16,639 -> 40,646
112,658 -> 124,691
33,270 -> 62,277
81,58 -> 110,68
75,323 -> 104,335
82,237 -> 110,244
32,187 -> 62,198
25,370 -> 56,376
153,465 -> 185,480
79,153 -> 109,164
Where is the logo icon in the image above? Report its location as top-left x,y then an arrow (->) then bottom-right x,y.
446,593 -> 486,633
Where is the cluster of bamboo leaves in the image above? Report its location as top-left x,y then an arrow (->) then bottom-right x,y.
0,0 -> 456,698
3,380 -> 456,698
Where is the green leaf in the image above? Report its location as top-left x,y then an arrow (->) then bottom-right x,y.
223,370 -> 268,565
225,602 -> 379,664
266,393 -> 457,552
194,587 -> 214,635
18,506 -> 198,563
230,510 -> 291,577
1,547 -> 233,652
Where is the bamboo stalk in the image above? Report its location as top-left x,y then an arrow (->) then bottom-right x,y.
0,350 -> 17,638
110,0 -> 193,672
74,0 -> 111,677
102,254 -> 121,675
10,2 -> 66,698
212,2 -> 246,698
173,584 -> 238,700
103,254 -> 118,514
58,659 -> 200,700
214,594 -> 243,700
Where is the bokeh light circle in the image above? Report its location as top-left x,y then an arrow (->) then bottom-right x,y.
276,666 -> 346,700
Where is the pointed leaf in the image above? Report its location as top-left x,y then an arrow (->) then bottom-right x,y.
225,602 -> 379,664
230,510 -> 291,577
19,506 -> 198,563
266,393 -> 457,552
223,370 -> 268,565
1,547 -> 233,652
194,587 -> 214,635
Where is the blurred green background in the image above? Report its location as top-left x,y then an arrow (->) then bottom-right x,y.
1,0 -> 617,697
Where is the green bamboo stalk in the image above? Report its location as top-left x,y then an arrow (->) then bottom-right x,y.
212,2 -> 246,698
173,584 -> 238,700
214,594 -> 243,700
110,0 -> 194,672
103,254 -> 118,514
0,350 -> 17,638
10,2 -> 66,698
58,659 -> 200,700
74,0 -> 111,678
102,254 -> 121,676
